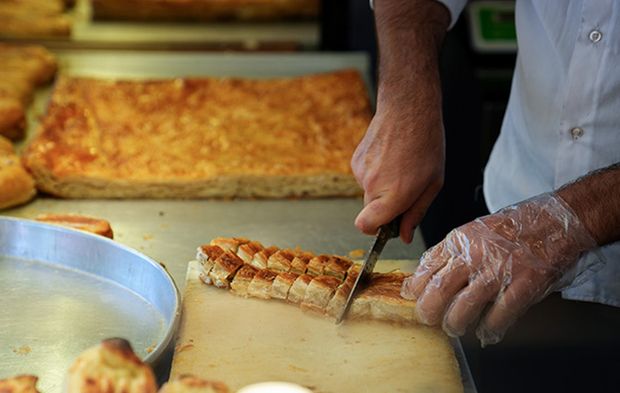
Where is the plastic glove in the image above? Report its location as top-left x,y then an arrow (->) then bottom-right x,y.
401,193 -> 599,346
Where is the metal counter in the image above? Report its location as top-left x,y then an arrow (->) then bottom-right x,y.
3,50 -> 477,392
4,199 -> 425,293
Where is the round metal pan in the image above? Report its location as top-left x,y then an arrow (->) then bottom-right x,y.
0,216 -> 180,392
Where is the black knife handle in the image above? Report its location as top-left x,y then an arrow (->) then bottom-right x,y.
381,215 -> 402,239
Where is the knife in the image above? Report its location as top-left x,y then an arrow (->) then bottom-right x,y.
335,216 -> 402,324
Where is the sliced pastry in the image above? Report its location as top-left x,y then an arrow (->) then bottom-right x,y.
236,241 -> 264,264
289,253 -> 312,274
208,251 -> 244,288
270,272 -> 299,300
267,249 -> 296,272
0,375 -> 40,393
306,255 -> 330,276
287,274 -> 313,304
325,268 -> 359,318
196,245 -> 225,285
324,256 -> 353,281
65,338 -> 157,393
247,270 -> 278,299
230,265 -> 259,297
210,237 -> 249,253
249,246 -> 278,270
301,275 -> 342,313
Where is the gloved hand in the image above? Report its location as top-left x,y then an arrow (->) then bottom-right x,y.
401,193 -> 599,346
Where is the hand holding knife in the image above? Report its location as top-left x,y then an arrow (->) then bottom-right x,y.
336,216 -> 402,324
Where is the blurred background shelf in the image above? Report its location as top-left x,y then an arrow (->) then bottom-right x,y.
1,0 -> 320,50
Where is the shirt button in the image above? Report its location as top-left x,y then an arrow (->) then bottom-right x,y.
570,127 -> 584,140
589,30 -> 602,43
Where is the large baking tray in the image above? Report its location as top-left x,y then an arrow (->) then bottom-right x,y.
17,50 -> 381,285
6,51 -> 474,391
0,217 -> 181,392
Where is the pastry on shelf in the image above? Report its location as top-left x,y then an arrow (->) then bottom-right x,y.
0,44 -> 57,141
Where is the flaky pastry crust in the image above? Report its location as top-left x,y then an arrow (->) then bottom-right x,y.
23,70 -> 371,199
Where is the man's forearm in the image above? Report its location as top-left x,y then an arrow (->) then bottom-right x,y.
557,163 -> 620,246
374,0 -> 450,112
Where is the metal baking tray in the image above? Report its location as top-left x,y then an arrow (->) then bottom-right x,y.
0,217 -> 181,392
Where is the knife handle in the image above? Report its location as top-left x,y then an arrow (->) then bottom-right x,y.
382,215 -> 402,239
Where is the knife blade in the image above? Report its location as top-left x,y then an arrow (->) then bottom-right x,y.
335,216 -> 401,324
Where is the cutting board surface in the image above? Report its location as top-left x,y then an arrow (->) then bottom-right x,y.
171,261 -> 463,393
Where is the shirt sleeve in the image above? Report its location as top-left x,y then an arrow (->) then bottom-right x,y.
370,0 -> 468,30
434,0 -> 468,29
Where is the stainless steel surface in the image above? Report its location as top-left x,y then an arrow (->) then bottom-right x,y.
0,217 -> 180,392
5,200 -> 424,293
336,219 -> 400,324
4,50 -> 474,391
53,50 -> 374,83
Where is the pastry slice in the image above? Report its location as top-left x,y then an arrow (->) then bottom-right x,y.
289,251 -> 314,274
196,245 -> 225,285
325,268 -> 359,318
287,274 -> 313,304
249,246 -> 278,270
324,256 -> 353,281
159,375 -> 230,393
306,255 -> 330,276
208,251 -> 244,288
0,45 -> 57,141
301,275 -> 342,313
210,237 -> 249,253
247,269 -> 278,299
354,272 -> 416,323
65,338 -> 157,393
0,45 -> 58,86
230,265 -> 258,297
0,375 -> 40,393
0,98 -> 26,141
267,249 -> 295,272
35,213 -> 114,238
271,272 -> 299,300
0,136 -> 36,209
236,240 -> 264,264
0,12 -> 72,38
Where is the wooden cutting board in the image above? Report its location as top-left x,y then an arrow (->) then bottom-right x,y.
170,260 -> 464,393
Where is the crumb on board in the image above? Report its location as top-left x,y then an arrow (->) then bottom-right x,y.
288,364 -> 308,373
12,345 -> 31,355
143,234 -> 154,241
348,249 -> 365,259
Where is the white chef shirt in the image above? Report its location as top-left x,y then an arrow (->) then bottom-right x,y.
437,0 -> 620,307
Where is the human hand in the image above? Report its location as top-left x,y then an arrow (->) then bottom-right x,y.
401,193 -> 598,346
351,101 -> 445,243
